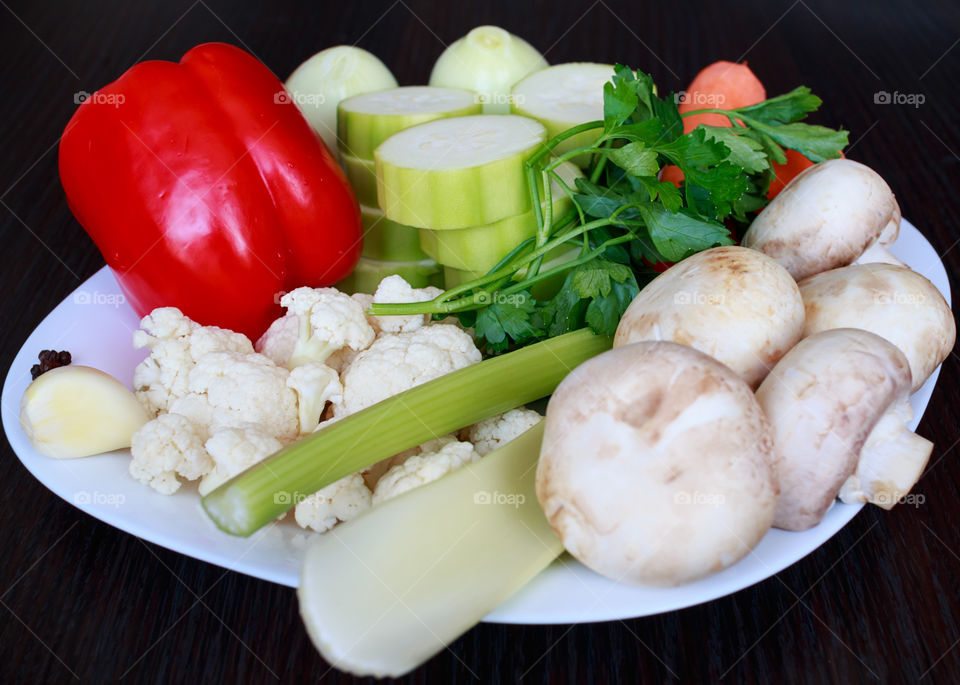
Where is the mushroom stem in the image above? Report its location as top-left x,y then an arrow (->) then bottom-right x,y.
851,241 -> 906,268
839,398 -> 933,509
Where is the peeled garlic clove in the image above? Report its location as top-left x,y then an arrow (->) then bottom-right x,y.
20,365 -> 150,458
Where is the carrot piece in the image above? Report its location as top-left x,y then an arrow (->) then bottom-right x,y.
766,149 -> 845,198
662,61 -> 766,187
678,60 -> 766,132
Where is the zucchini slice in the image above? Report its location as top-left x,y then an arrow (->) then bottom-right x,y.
511,63 -> 613,167
418,161 -> 582,272
337,86 -> 481,160
374,115 -> 547,229
360,205 -> 426,262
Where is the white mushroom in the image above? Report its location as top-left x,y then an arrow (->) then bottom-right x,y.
756,328 -> 933,531
536,341 -> 778,586
743,159 -> 903,280
799,263 -> 955,392
613,246 -> 804,388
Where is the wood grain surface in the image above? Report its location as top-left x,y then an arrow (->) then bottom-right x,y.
1,0 -> 958,682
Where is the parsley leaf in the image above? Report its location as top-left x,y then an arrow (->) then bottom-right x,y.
653,127 -> 729,167
571,259 -> 633,298
542,259 -> 639,337
743,120 -> 849,163
474,291 -> 541,351
603,68 -> 639,130
637,203 -> 733,262
698,126 -> 770,174
607,143 -> 660,177
734,86 -> 822,124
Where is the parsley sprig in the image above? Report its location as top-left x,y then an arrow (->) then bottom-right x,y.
370,66 -> 848,352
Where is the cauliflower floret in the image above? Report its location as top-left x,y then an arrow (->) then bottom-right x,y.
256,287 -> 375,369
349,292 -> 381,336
467,408 -> 543,456
198,425 -> 284,496
294,473 -> 372,533
129,413 -> 213,494
255,314 -> 299,367
133,307 -> 253,416
372,437 -> 478,504
371,275 -> 443,334
337,324 -> 481,416
287,363 -> 343,434
358,432 -> 457,490
169,351 -> 299,440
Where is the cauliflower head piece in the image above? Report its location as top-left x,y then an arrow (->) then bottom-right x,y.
372,436 -> 478,504
133,307 -> 253,416
129,413 -> 213,494
257,287 -> 375,369
371,275 -> 443,334
198,425 -> 284,496
294,473 -> 372,533
337,324 -> 481,416
169,351 -> 299,441
467,408 -> 543,456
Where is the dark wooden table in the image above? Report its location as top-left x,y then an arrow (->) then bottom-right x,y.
2,0 -> 958,681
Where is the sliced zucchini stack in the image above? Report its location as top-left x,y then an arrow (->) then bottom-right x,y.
374,113 -> 574,294
337,87 -> 480,291
511,63 -> 614,167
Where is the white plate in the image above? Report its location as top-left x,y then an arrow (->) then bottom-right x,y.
1,219 -> 950,624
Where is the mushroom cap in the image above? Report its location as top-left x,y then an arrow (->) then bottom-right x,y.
613,246 -> 804,389
799,263 -> 956,392
536,341 -> 777,586
755,328 -> 913,531
742,158 -> 901,281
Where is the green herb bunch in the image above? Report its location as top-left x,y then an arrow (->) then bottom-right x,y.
371,65 -> 848,352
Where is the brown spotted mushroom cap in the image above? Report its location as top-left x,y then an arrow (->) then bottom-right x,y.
613,246 -> 804,389
536,341 -> 778,586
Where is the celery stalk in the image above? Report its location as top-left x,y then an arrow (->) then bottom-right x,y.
202,329 -> 611,535
298,421 -> 559,677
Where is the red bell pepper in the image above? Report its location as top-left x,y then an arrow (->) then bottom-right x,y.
59,43 -> 362,339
